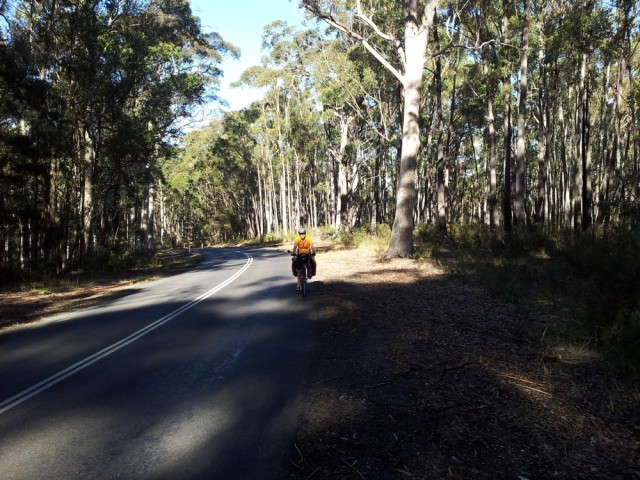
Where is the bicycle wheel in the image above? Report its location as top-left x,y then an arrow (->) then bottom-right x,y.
301,265 -> 307,297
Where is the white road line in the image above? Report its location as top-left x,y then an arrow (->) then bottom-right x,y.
0,252 -> 253,416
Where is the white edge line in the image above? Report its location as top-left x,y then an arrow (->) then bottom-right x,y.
0,252 -> 253,416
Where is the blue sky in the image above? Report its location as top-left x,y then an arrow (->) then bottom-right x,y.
188,0 -> 305,124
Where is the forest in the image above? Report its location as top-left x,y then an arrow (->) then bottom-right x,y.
0,0 -> 638,277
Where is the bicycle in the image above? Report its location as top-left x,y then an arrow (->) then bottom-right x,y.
288,251 -> 311,297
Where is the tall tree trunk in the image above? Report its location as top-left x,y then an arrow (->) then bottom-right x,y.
269,153 -> 279,236
434,24 -> 447,233
559,101 -> 571,228
147,182 -> 155,248
421,100 -> 435,223
45,150 -> 59,269
483,43 -> 498,230
140,185 -> 149,252
514,0 -> 529,231
581,55 -> 592,231
257,161 -> 264,240
386,0 -> 436,258
604,48 -> 625,229
534,49 -> 548,226
374,138 -> 382,224
573,60 -> 584,232
503,101 -> 513,233
336,112 -> 353,230
302,0 -> 437,257
80,125 -> 95,261
596,63 -> 610,226
502,0 -> 513,233
159,183 -> 166,246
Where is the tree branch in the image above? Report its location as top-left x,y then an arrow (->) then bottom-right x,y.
361,40 -> 404,84
355,0 -> 396,42
303,2 -> 405,85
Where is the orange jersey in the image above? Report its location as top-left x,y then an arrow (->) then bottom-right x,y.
294,235 -> 313,254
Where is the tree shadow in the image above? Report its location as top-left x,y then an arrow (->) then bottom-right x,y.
290,269 -> 640,479
0,263 -> 315,480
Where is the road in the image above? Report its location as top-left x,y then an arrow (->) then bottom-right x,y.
0,247 -> 315,480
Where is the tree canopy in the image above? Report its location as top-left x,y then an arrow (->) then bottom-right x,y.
1,0 -> 639,278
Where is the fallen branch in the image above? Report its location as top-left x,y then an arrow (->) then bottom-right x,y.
502,374 -> 543,385
516,383 -> 553,397
444,360 -> 476,372
294,442 -> 304,465
341,457 -> 366,480
366,381 -> 391,389
501,374 -> 552,396
305,467 -> 320,480
396,467 -> 414,476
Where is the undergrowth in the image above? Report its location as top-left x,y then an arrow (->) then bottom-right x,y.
413,223 -> 640,379
317,223 -> 391,256
1,246 -> 201,294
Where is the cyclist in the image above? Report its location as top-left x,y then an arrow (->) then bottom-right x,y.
291,227 -> 316,291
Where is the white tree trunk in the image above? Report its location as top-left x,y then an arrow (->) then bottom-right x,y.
81,126 -> 95,258
302,0 -> 438,257
386,0 -> 436,257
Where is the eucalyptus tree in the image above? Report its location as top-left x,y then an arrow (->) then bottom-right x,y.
161,108 -> 261,245
513,0 -> 529,231
533,0 -> 615,232
430,14 -> 453,232
0,0 -> 234,276
214,108 -> 262,240
301,0 -> 438,258
478,0 -> 502,230
162,123 -> 219,246
453,0 -> 503,229
111,3 -> 227,252
351,55 -> 402,227
235,22 -> 326,234
0,0 -> 84,271
286,101 -> 324,230
594,0 -> 637,230
306,37 -> 382,229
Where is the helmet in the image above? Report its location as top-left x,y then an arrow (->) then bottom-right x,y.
298,228 -> 306,235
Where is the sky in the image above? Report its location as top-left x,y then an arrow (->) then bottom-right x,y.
187,0 -> 306,127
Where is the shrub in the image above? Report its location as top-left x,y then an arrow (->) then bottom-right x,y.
546,231 -> 640,378
413,223 -> 445,258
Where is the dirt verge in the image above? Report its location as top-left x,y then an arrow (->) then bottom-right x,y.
290,246 -> 640,479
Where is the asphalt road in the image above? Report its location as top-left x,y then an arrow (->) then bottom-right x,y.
0,247 -> 315,480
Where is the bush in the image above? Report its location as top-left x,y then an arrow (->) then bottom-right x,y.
86,245 -> 132,273
316,223 -> 391,253
318,224 -> 338,239
557,232 -> 640,377
413,223 -> 445,258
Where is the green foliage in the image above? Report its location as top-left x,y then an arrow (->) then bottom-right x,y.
330,224 -> 391,254
85,244 -> 151,274
413,224 -> 447,258
318,224 -> 338,238
262,231 -> 284,244
336,229 -> 365,249
0,0 -> 233,276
